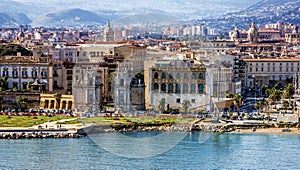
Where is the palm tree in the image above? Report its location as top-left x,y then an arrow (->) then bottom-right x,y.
182,99 -> 191,114
266,88 -> 282,110
282,100 -> 289,116
282,83 -> 294,100
254,99 -> 268,115
158,98 -> 166,113
254,101 -> 262,114
233,93 -> 243,115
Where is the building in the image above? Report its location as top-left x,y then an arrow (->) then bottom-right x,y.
40,93 -> 74,111
0,52 -> 53,91
144,59 -> 207,112
103,21 -> 114,42
243,57 -> 300,89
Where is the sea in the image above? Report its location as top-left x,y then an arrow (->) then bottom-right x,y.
0,132 -> 299,169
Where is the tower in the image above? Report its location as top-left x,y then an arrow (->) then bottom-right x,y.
103,20 -> 114,42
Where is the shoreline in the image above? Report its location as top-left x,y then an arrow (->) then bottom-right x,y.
229,127 -> 300,135
1,120 -> 300,139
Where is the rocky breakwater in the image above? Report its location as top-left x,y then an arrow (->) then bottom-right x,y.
79,122 -> 193,134
0,131 -> 85,139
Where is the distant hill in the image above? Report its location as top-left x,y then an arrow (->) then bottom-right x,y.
31,8 -> 106,27
113,13 -> 182,24
227,0 -> 300,27
194,0 -> 300,30
0,12 -> 31,27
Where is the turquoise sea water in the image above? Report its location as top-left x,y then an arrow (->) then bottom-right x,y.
0,132 -> 299,169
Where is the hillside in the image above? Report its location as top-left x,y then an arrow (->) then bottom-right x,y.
194,0 -> 300,30
227,0 -> 300,27
31,8 -> 106,27
0,12 -> 31,27
113,13 -> 182,24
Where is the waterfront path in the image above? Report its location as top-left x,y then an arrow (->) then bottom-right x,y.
0,117 -> 86,133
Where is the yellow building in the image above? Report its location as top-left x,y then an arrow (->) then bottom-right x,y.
40,93 -> 74,111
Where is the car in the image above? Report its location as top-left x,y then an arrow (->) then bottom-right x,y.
170,111 -> 179,114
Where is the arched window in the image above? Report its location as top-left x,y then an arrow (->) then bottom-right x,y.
191,73 -> 196,79
183,84 -> 188,93
169,73 -> 174,79
162,72 -> 166,79
154,72 -> 158,79
154,83 -> 159,90
199,73 -> 204,79
168,84 -> 174,93
161,83 -> 166,92
176,73 -> 181,79
175,84 -> 181,93
191,84 -> 196,93
198,84 -> 204,93
184,73 -> 188,79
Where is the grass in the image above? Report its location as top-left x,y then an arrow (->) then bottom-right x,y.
0,116 -> 70,127
61,117 -> 196,126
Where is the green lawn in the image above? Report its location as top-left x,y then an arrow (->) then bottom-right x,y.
61,117 -> 196,126
0,116 -> 70,127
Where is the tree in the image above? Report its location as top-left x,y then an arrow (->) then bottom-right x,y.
282,100 -> 290,116
182,99 -> 192,113
254,99 -> 268,114
16,96 -> 27,111
157,98 -> 166,113
225,92 -> 234,98
233,93 -> 243,114
268,88 -> 282,110
26,81 -> 33,91
0,77 -> 8,91
282,83 -> 294,100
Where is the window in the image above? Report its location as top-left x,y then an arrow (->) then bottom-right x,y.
154,72 -> 158,79
162,72 -> 166,79
199,73 -> 204,79
22,83 -> 27,90
2,69 -> 8,77
191,99 -> 195,103
183,84 -> 188,93
22,69 -> 28,78
153,83 -> 159,90
13,82 -> 18,88
176,73 -> 181,79
184,73 -> 188,79
175,84 -> 181,93
198,84 -> 204,93
169,73 -> 174,79
168,84 -> 174,93
41,71 -> 47,78
191,73 -> 196,79
12,69 -> 18,78
32,70 -> 37,78
161,83 -> 166,92
191,84 -> 196,93
176,98 -> 181,103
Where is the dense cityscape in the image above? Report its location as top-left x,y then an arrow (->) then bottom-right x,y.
1,0 -> 300,169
